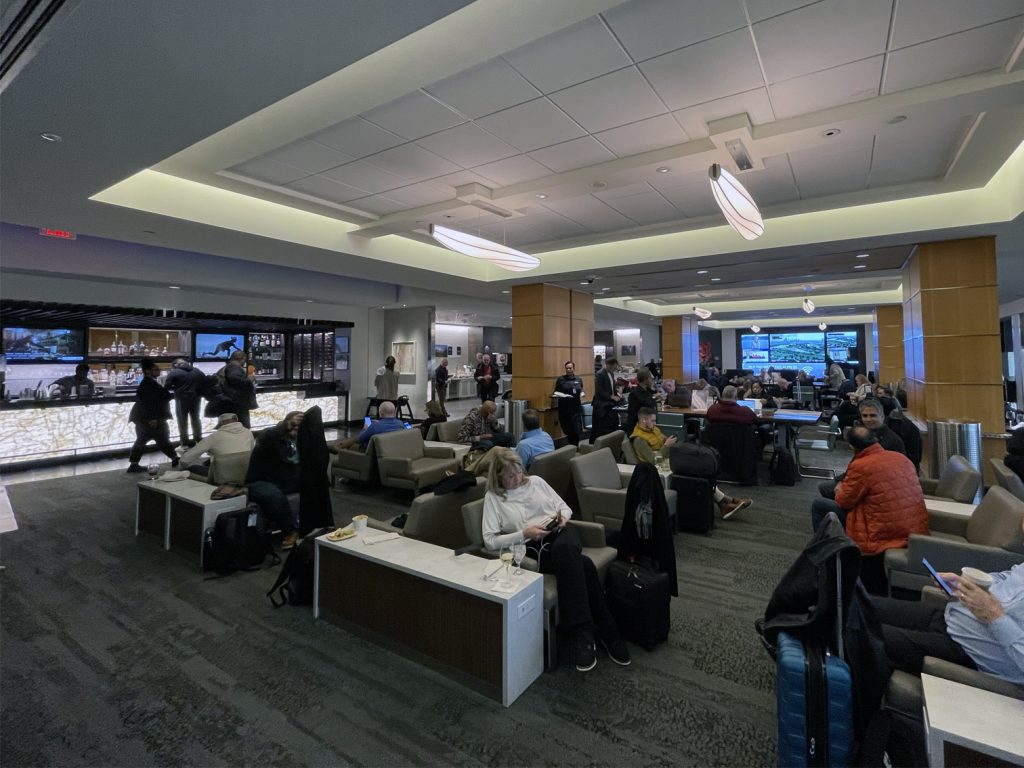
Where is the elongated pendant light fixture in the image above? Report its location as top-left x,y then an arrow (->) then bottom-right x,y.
818,322 -> 828,330
708,163 -> 764,240
693,306 -> 712,320
750,324 -> 760,333
803,298 -> 815,314
430,224 -> 539,272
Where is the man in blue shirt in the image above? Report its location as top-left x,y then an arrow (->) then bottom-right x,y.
516,408 -> 554,470
334,401 -> 406,451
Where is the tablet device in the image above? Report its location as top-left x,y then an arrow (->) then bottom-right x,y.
922,557 -> 956,597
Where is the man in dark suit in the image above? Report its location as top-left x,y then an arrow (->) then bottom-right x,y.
590,357 -> 623,443
126,358 -> 179,473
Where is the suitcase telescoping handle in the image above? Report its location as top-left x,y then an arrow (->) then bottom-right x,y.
834,552 -> 844,659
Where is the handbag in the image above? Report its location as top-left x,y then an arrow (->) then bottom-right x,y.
211,482 -> 246,500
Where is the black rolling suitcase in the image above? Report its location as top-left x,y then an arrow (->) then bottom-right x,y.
605,558 -> 671,650
669,475 -> 716,534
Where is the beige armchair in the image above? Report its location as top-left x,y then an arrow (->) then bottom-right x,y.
332,435 -> 381,486
461,497 -> 616,669
432,420 -> 463,444
374,428 -> 460,493
577,429 -> 626,460
920,455 -> 981,503
620,436 -> 638,465
991,458 -> 1024,502
404,478 -> 487,549
528,445 -> 578,511
885,486 -> 1024,595
570,447 -> 677,532
208,451 -> 251,485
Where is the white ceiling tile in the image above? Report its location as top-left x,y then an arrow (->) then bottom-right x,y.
229,157 -> 308,185
309,117 -> 404,158
603,0 -> 748,62
471,155 -> 552,186
321,160 -> 408,194
891,0 -> 1024,49
744,0 -> 822,23
594,181 -> 656,201
734,155 -> 800,206
477,217 -> 545,245
432,169 -> 500,189
640,28 -> 765,110
753,0 -> 892,82
671,88 -> 774,139
424,57 -> 541,119
360,90 -> 464,140
602,190 -> 682,224
528,136 -> 617,173
543,195 -> 637,231
415,123 -> 519,168
476,98 -> 586,152
788,139 -> 873,197
515,211 -> 590,240
503,17 -> 632,93
285,174 -> 371,203
548,66 -> 667,133
656,182 -> 720,217
595,113 -> 689,157
263,139 -> 353,174
378,182 -> 453,207
364,143 -> 461,183
883,19 -> 1024,93
649,168 -> 708,192
869,114 -> 970,186
346,195 -> 408,216
770,56 -> 883,119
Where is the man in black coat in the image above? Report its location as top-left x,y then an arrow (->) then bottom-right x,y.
126,358 -> 179,473
590,357 -> 623,443
219,350 -> 257,428
474,353 -> 500,403
554,361 -> 585,446
164,358 -> 206,447
246,410 -> 304,549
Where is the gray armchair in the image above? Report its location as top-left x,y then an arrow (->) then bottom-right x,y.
920,454 -> 981,503
577,429 -> 626,461
332,435 -> 381,486
620,436 -> 638,465
570,447 -> 677,532
461,497 -> 616,669
432,420 -> 463,444
528,445 -> 578,512
885,486 -> 1024,595
374,428 -> 460,493
991,458 -> 1024,502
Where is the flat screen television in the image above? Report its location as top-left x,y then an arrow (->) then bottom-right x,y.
195,332 -> 243,360
826,330 -> 859,364
335,336 -> 349,354
768,332 -> 826,377
2,327 -> 84,361
740,333 -> 770,370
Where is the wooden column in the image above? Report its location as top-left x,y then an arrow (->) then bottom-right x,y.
511,285 -> 593,437
901,237 -> 1003,480
874,305 -> 905,387
661,316 -> 700,384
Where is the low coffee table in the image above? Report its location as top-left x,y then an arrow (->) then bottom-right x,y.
922,673 -> 1024,766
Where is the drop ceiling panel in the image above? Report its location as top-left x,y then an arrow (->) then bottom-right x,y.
770,56 -> 883,119
548,66 -> 667,133
602,190 -> 681,224
517,211 -> 591,240
471,154 -> 552,185
640,28 -> 765,110
753,0 -> 892,82
475,98 -> 587,152
263,140 -> 353,174
347,195 -> 407,216
415,123 -> 519,168
602,0 -> 748,62
502,17 -> 632,94
229,157 -> 309,185
745,0 -> 822,23
650,168 -> 708,192
285,174 -> 370,203
671,88 -> 775,138
432,169 -> 500,188
883,19 -> 1024,94
869,114 -> 970,187
321,160 -> 408,194
890,0 -> 1024,49
656,182 -> 720,218
529,136 -> 616,173
424,57 -> 541,119
309,117 -> 405,159
376,181 -> 452,207
543,195 -> 637,231
594,113 -> 690,156
735,155 -> 801,206
365,143 -> 461,183
789,139 -> 874,198
595,181 -> 657,200
360,90 -> 465,140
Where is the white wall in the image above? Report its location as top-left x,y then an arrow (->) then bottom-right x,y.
612,328 -> 641,365
435,323 -> 473,373
721,329 -> 737,369
373,306 -> 432,416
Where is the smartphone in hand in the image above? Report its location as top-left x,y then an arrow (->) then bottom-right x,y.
922,557 -> 956,597
544,515 -> 561,532
364,416 -> 372,429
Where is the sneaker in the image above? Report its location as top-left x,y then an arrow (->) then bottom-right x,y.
170,457 -> 181,469
574,633 -> 597,672
720,498 -> 753,520
126,464 -> 146,473
599,636 -> 631,666
281,531 -> 299,550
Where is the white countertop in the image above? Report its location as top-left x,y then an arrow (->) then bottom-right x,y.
922,673 -> 1024,764
925,498 -> 977,518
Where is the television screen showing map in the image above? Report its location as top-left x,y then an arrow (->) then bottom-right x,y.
769,332 -> 825,375
740,334 -> 770,369
827,331 -> 858,363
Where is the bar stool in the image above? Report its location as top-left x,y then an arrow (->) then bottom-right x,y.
364,396 -> 414,421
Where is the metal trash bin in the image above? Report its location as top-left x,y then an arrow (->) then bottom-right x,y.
927,420 -> 983,498
506,399 -> 528,443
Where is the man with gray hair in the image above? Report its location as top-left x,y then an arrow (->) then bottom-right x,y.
706,385 -> 757,425
820,397 -> 906,499
334,400 -> 405,451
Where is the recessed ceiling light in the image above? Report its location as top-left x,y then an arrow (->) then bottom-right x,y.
854,265 -> 867,270
589,181 -> 606,189
711,277 -> 721,282
887,115 -> 907,124
402,304 -> 407,307
39,132 -> 62,142
601,287 -> 610,291
822,128 -> 841,138
697,270 -> 709,275
501,290 -> 510,294
142,229 -> 156,234
168,285 -> 181,290
580,281 -> 590,285
536,193 -> 548,199
305,299 -> 313,302
856,253 -> 869,259
656,167 -> 670,173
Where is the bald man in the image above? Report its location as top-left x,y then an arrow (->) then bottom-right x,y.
334,400 -> 406,452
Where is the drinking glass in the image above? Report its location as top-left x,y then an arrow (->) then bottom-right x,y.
511,542 -> 527,576
146,464 -> 159,481
499,546 -> 514,584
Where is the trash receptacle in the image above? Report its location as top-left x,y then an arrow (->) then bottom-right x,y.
506,399 -> 528,443
927,419 -> 983,500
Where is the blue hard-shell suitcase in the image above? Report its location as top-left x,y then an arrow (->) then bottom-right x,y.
775,631 -> 854,767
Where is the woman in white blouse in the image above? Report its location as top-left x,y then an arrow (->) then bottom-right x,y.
482,449 -> 629,672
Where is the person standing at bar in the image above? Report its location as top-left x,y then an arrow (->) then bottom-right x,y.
126,358 -> 178,473
590,357 -> 623,443
435,356 -> 450,417
219,350 -> 257,429
554,360 -> 585,446
475,353 -> 500,403
164,358 -> 206,447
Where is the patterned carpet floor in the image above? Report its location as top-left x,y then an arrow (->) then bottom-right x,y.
1,450 -> 849,767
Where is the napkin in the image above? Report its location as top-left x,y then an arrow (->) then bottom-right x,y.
363,532 -> 400,545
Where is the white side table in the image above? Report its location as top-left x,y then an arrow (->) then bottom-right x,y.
922,673 -> 1024,767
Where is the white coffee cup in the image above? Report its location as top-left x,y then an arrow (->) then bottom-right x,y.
352,514 -> 368,532
961,566 -> 993,590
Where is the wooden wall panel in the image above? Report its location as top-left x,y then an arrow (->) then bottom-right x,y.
512,315 -> 569,347
920,288 -> 1000,337
916,238 -> 998,288
874,305 -> 905,386
662,318 -> 682,382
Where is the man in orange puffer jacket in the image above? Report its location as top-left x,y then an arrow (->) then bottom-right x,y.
811,426 -> 928,592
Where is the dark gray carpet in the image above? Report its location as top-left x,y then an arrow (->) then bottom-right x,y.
1,465 -> 839,767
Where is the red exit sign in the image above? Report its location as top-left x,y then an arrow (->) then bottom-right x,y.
38,227 -> 76,240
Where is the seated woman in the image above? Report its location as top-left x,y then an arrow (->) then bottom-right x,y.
419,399 -> 447,439
630,407 -> 677,464
482,449 -> 629,672
851,373 -> 872,404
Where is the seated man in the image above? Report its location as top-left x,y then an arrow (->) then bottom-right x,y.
179,412 -> 255,475
873,556 -> 1024,684
705,385 -> 756,424
515,408 -> 554,470
630,406 -> 677,464
52,363 -> 95,398
246,411 -> 304,549
820,397 -> 907,499
457,400 -> 514,450
811,427 -> 928,593
333,400 -> 405,452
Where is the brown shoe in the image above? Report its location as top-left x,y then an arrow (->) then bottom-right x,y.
281,531 -> 299,550
720,498 -> 753,520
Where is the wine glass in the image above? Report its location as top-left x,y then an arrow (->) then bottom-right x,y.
499,546 -> 514,584
511,542 -> 527,576
146,464 -> 159,481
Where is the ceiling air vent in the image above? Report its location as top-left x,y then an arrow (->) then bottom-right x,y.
724,138 -> 754,172
1,0 -> 79,92
471,201 -> 515,218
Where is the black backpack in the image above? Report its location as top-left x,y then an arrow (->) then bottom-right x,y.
267,527 -> 335,607
769,446 -> 798,486
203,504 -> 277,575
668,441 -> 719,479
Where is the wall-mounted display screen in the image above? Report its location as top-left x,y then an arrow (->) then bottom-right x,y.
2,327 -> 84,361
336,336 -> 349,354
738,328 -> 861,378
740,334 -> 770,369
195,332 -> 244,360
826,331 -> 859,363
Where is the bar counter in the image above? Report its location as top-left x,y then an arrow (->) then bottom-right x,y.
0,382 -> 343,467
